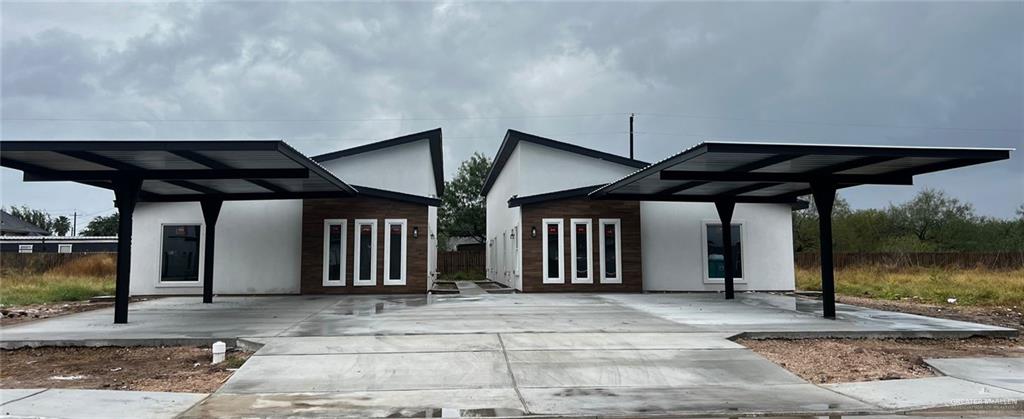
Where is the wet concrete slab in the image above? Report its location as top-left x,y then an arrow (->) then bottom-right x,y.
519,383 -> 877,416
0,388 -> 206,419
926,357 -> 1024,392
825,376 -> 1024,410
220,351 -> 512,393
0,388 -> 45,406
500,332 -> 741,351
181,389 -> 526,418
246,334 -> 502,355
507,348 -> 805,388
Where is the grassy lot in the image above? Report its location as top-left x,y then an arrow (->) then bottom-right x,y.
796,266 -> 1024,307
0,254 -> 115,307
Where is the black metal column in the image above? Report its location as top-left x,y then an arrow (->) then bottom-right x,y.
714,200 -> 736,300
811,182 -> 837,319
200,199 -> 223,304
113,178 -> 142,324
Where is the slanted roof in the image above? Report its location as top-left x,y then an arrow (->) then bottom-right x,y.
0,210 -> 50,235
313,128 -> 444,196
481,129 -> 649,196
507,184 -> 605,208
0,140 -> 356,202
590,141 -> 1013,203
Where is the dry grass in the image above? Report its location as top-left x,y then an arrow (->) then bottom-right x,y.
796,266 -> 1024,307
1,254 -> 115,307
45,254 -> 116,277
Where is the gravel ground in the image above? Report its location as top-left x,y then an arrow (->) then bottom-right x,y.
0,346 -> 252,393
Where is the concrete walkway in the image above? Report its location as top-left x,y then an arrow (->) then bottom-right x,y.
0,388 -> 205,419
1,293 -> 1019,417
182,332 -> 875,417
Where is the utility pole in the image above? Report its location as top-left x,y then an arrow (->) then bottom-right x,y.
73,211 -> 77,236
629,113 -> 635,159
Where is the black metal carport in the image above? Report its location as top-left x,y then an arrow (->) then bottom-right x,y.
0,140 -> 357,323
589,142 -> 1011,318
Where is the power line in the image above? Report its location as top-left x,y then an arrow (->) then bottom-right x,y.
637,112 -> 1023,134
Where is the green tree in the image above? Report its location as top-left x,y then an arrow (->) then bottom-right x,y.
81,213 -> 119,236
6,205 -> 53,234
51,215 -> 72,236
439,152 -> 491,244
887,188 -> 974,249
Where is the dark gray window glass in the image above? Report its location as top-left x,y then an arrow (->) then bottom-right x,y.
359,224 -> 373,281
575,224 -> 588,278
161,225 -> 200,282
604,224 -> 617,278
328,224 -> 342,282
388,224 -> 402,280
706,224 -> 742,278
546,223 -> 560,278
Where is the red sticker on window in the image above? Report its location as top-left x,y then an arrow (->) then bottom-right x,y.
548,226 -> 557,234
361,226 -> 371,233
391,225 -> 401,233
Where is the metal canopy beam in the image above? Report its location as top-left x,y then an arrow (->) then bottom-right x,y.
170,150 -> 289,194
658,170 -> 913,185
113,177 -> 142,324
714,200 -> 736,300
597,193 -> 799,204
200,199 -> 222,304
23,168 -> 309,182
57,150 -> 224,195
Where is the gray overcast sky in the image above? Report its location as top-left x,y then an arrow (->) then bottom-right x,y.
2,1 -> 1022,226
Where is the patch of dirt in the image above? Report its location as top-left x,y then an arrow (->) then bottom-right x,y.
837,295 -> 1024,332
0,301 -> 113,327
739,336 -> 1024,384
0,346 -> 252,393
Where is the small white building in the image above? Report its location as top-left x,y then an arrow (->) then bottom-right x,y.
128,129 -> 443,296
482,130 -> 796,293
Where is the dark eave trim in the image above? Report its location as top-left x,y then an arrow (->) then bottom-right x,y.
353,185 -> 442,206
482,129 -> 649,196
312,128 -> 444,196
594,192 -> 800,204
507,184 -> 605,208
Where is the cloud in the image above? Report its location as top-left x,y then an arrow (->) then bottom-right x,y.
1,1 -> 1022,219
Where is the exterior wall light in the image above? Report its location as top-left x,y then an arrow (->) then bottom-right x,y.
412,226 -> 419,239
531,226 -> 537,238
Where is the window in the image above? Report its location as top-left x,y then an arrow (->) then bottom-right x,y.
161,224 -> 201,283
542,218 -> 564,284
58,244 -> 73,254
703,222 -> 744,282
570,219 -> 593,284
353,219 -> 377,286
18,244 -> 32,254
599,219 -> 622,284
322,219 -> 347,286
383,219 -> 407,286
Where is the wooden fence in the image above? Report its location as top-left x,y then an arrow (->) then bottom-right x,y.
795,251 -> 1024,270
438,249 -> 486,274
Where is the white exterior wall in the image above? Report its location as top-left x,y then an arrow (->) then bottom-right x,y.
640,202 -> 795,292
319,141 -> 437,197
485,147 -> 522,289
128,200 -> 303,296
517,141 -> 638,196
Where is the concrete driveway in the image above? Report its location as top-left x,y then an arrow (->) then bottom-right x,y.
1,292 -> 1017,417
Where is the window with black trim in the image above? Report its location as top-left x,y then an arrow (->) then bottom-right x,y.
161,225 -> 201,282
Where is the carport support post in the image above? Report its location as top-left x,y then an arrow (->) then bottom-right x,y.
714,200 -> 736,300
113,177 -> 142,324
200,199 -> 222,304
811,182 -> 837,319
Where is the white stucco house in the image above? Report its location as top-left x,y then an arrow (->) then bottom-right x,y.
128,129 -> 443,297
482,130 -> 797,293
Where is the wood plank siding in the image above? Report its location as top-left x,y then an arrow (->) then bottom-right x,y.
519,199 -> 642,292
301,197 -> 428,294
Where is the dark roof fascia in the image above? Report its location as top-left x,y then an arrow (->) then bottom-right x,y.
481,129 -> 649,196
0,140 -> 283,152
311,128 -> 444,197
703,142 -> 1013,160
353,185 -> 442,206
507,184 -> 606,208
